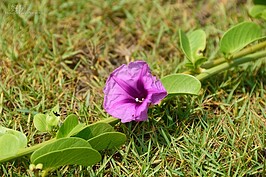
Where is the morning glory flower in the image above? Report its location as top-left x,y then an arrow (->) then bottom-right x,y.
103,61 -> 167,123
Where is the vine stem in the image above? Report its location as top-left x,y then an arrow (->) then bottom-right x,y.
202,40 -> 266,69
1,49 -> 266,164
196,50 -> 266,81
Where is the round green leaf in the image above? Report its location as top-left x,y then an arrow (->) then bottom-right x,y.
161,74 -> 201,96
31,137 -> 101,169
5,129 -> 27,148
0,134 -> 20,158
56,114 -> 85,139
88,132 -> 126,151
0,126 -> 27,149
220,22 -> 262,54
33,113 -> 48,132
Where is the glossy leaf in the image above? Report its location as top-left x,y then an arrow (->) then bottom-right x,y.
56,114 -> 85,139
220,22 -> 262,54
161,74 -> 201,95
73,122 -> 114,140
31,137 -> 101,169
88,132 -> 127,151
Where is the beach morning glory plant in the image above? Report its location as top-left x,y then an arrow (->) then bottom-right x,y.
103,61 -> 167,123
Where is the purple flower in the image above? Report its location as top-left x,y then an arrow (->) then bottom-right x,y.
103,61 -> 167,123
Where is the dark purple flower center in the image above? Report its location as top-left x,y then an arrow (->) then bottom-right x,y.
135,97 -> 144,103
135,77 -> 148,103
112,75 -> 148,104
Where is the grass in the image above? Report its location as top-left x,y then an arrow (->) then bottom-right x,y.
0,0 -> 266,176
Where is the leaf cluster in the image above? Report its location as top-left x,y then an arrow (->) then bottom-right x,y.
161,21 -> 266,97
0,113 -> 126,176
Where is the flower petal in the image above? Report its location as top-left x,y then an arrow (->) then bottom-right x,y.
103,60 -> 167,123
107,102 -> 138,123
148,80 -> 167,104
111,75 -> 140,98
134,98 -> 150,122
103,78 -> 133,111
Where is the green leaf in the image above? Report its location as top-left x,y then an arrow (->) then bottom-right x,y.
46,114 -> 59,127
179,30 -> 191,60
33,105 -> 61,132
194,57 -> 208,68
179,29 -> 206,66
262,10 -> 266,20
0,134 -> 20,158
50,104 -> 60,118
88,132 -> 127,151
249,5 -> 266,18
33,113 -> 49,132
47,104 -> 60,127
187,29 -> 206,60
34,148 -> 100,169
0,126 -> 27,149
161,74 -> 201,96
4,129 -> 27,149
251,0 -> 266,20
31,137 -> 101,169
220,22 -> 262,54
73,122 -> 114,140
31,137 -> 92,160
56,114 -> 85,139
